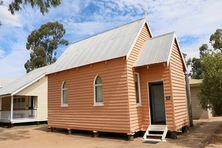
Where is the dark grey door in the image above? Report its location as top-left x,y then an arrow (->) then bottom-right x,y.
149,82 -> 166,124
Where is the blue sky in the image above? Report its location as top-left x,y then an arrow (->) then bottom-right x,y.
0,0 -> 222,77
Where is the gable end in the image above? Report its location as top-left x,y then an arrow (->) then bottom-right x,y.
167,37 -> 187,71
126,20 -> 152,59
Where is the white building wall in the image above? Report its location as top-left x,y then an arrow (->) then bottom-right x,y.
190,86 -> 212,119
16,76 -> 48,121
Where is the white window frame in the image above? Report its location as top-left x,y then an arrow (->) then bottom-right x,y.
61,81 -> 68,107
93,75 -> 104,106
134,72 -> 142,106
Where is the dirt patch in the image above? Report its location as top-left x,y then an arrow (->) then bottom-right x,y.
166,117 -> 222,148
205,123 -> 222,147
0,117 -> 221,148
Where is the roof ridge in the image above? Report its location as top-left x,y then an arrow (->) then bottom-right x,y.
68,17 -> 146,45
4,67 -> 47,87
47,17 -> 147,74
0,67 -> 47,96
26,65 -> 50,75
150,32 -> 175,40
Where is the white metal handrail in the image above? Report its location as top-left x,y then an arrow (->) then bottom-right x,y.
13,109 -> 37,119
0,111 -> 11,121
0,109 -> 37,121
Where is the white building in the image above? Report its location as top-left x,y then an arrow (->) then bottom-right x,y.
0,66 -> 48,124
190,79 -> 213,119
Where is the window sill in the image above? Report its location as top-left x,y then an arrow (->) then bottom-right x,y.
94,103 -> 104,106
61,104 -> 68,107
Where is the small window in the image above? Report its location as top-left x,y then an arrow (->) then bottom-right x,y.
134,73 -> 141,105
94,75 -> 104,106
61,81 -> 68,107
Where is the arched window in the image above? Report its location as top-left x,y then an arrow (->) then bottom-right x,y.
61,81 -> 68,106
94,75 -> 103,105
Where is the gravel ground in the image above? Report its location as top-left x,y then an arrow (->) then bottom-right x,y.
0,117 -> 222,148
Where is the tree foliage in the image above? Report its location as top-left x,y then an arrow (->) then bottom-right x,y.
187,29 -> 222,79
8,0 -> 61,15
25,21 -> 68,72
210,29 -> 222,51
187,58 -> 203,79
0,0 -> 60,26
195,29 -> 222,115
199,53 -> 222,115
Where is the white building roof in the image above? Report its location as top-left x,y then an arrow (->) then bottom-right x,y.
47,18 -> 146,74
134,32 -> 175,67
0,66 -> 49,96
0,78 -> 16,88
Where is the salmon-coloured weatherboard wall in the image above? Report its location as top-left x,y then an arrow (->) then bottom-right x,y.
126,24 -> 151,132
48,58 -> 131,133
170,41 -> 188,129
47,22 -> 188,134
136,63 -> 175,131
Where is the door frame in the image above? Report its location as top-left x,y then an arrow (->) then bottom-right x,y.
147,80 -> 166,125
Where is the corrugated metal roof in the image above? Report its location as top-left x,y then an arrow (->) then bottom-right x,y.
134,32 -> 175,67
0,66 -> 49,96
0,78 -> 16,88
47,18 -> 146,74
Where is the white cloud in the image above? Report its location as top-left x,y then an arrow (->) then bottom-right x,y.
0,48 -> 5,58
67,22 -> 106,35
0,5 -> 21,27
0,44 -> 29,77
65,21 -> 119,37
113,0 -> 222,35
182,36 -> 208,58
106,0 -> 222,59
1,0 -> 222,77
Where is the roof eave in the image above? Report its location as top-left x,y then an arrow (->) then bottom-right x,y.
145,18 -> 153,38
134,61 -> 167,68
0,94 -> 11,98
126,18 -> 147,60
166,34 -> 187,72
11,73 -> 46,96
47,55 -> 127,75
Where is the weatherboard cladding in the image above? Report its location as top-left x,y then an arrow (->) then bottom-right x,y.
137,63 -> 175,131
170,42 -> 188,129
47,20 -> 188,132
125,25 -> 151,132
48,58 -> 131,133
0,66 -> 48,96
47,18 -> 146,74
134,32 -> 175,67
